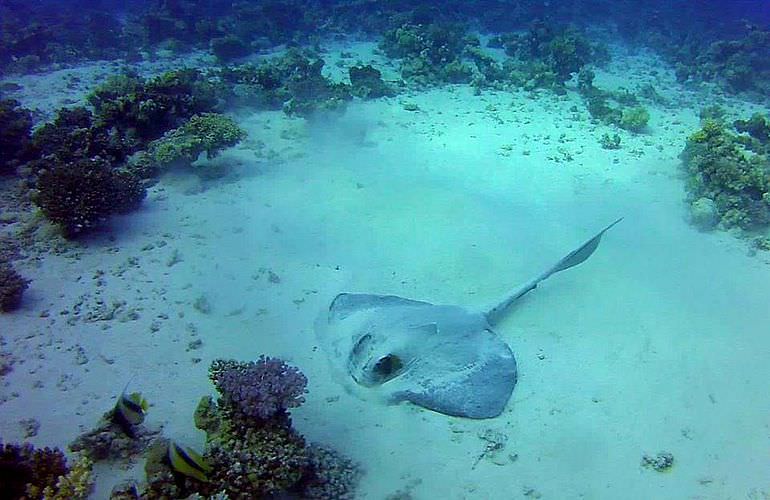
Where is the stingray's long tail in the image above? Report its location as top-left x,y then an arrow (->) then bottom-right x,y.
484,217 -> 623,326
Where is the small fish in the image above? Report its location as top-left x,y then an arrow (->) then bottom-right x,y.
168,441 -> 211,482
112,382 -> 149,435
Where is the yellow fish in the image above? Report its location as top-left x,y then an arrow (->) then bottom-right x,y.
168,441 -> 211,483
112,382 -> 149,435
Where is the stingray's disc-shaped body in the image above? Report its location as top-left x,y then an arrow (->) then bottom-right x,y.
316,293 -> 517,418
316,218 -> 622,419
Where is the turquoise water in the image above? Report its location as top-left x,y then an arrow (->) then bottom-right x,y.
1,2 -> 769,499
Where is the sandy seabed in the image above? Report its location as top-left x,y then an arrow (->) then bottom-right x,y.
2,40 -> 770,499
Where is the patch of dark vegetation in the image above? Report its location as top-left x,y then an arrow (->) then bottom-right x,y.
217,48 -> 352,115
0,263 -> 29,312
577,68 -> 650,133
0,99 -> 33,176
489,21 -> 610,92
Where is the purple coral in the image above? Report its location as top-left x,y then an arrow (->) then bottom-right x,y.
209,356 -> 308,420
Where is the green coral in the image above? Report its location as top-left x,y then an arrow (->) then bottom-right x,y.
149,113 -> 245,167
619,106 -> 650,132
88,69 -> 219,145
680,119 -> 770,230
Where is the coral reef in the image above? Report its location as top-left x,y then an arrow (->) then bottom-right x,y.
32,157 -> 146,238
87,69 -> 219,145
0,4 -> 127,74
0,263 -> 29,312
300,443 -> 362,500
599,133 -> 621,150
208,356 -> 308,420
38,455 -> 93,500
203,414 -> 309,496
689,197 -> 720,231
27,107 -> 131,169
349,65 -> 394,99
641,451 -> 674,472
380,22 -> 475,85
0,441 -> 69,499
680,119 -> 770,230
493,21 -> 609,91
70,409 -> 159,462
140,357 -> 359,498
577,68 -> 649,132
678,26 -> 770,95
734,113 -> 770,145
619,106 -> 650,133
149,113 -> 246,168
218,49 -> 351,115
210,35 -> 252,63
0,98 -> 32,175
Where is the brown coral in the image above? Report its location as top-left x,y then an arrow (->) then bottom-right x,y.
0,442 -> 68,499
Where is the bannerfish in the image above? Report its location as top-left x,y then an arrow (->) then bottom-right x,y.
168,441 -> 211,483
112,382 -> 149,436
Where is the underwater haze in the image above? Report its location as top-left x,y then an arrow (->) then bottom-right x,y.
1,0 -> 770,498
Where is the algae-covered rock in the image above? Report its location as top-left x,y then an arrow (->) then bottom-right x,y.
689,197 -> 719,231
620,106 -> 650,133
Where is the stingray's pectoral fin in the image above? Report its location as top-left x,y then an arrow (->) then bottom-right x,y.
329,293 -> 431,321
390,329 -> 518,419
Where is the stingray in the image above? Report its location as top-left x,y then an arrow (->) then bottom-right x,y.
315,218 -> 622,419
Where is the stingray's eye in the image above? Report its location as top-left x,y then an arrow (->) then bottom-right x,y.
372,354 -> 403,382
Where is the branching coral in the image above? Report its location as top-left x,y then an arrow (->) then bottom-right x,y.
33,157 -> 146,237
39,455 -> 93,500
28,107 -> 131,168
0,442 -> 69,499
209,356 -> 307,421
88,69 -> 219,144
142,357 -> 359,499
